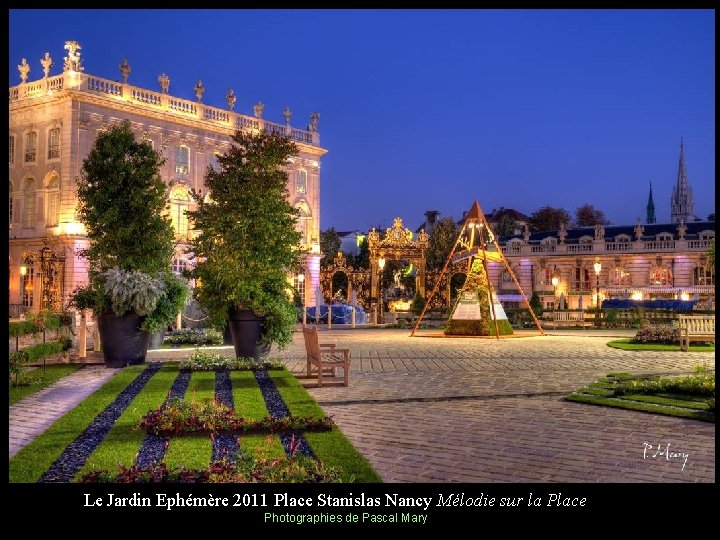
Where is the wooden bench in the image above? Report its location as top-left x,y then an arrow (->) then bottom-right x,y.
301,326 -> 350,387
546,311 -> 593,328
678,315 -> 715,352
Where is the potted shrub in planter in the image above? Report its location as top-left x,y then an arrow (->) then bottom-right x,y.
187,131 -> 302,359
70,121 -> 188,367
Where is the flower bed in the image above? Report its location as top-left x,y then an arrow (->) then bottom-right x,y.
179,350 -> 284,371
631,325 -> 680,344
164,328 -> 223,346
79,455 -> 341,483
140,397 -> 335,436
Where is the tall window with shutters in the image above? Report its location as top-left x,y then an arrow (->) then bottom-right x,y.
23,178 -> 36,228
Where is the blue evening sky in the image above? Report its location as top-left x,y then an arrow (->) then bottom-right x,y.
9,9 -> 715,232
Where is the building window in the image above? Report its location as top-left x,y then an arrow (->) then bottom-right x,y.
535,267 -> 554,288
23,178 -> 36,228
21,258 -> 34,308
573,268 -> 591,291
296,169 -> 307,194
47,128 -> 61,160
9,183 -> 13,227
172,258 -> 188,275
9,135 -> 15,165
24,132 -> 37,163
649,265 -> 672,285
175,145 -> 189,175
610,266 -> 631,286
693,266 -> 715,286
293,274 -> 306,307
209,153 -> 221,172
169,184 -> 190,239
46,176 -> 60,226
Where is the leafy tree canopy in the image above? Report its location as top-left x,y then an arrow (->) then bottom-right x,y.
320,228 -> 341,267
528,206 -> 571,232
427,217 -> 459,270
575,203 -> 610,227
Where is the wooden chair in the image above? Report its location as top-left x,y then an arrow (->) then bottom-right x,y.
302,325 -> 350,387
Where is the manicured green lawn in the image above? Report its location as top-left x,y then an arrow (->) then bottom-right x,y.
607,338 -> 715,352
269,369 -> 383,482
10,364 -> 83,405
9,363 -> 381,483
565,370 -> 715,423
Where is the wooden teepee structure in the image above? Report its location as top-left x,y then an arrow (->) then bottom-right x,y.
411,200 -> 544,338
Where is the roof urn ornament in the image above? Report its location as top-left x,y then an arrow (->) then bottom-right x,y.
634,220 -> 644,241
40,52 -> 53,78
253,102 -> 265,119
283,106 -> 292,125
677,220 -> 687,240
63,40 -> 83,72
119,58 -> 131,84
18,58 -> 30,83
558,221 -> 567,244
194,79 -> 205,102
309,112 -> 320,132
158,73 -> 170,93
225,89 -> 236,111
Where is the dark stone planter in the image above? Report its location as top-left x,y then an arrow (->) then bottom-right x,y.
228,308 -> 263,360
148,330 -> 165,350
97,311 -> 150,368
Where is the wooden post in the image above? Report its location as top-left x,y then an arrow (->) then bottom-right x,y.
351,306 -> 356,328
93,321 -> 101,352
78,310 -> 87,359
327,307 -> 332,329
176,311 -> 182,330
302,306 -> 307,325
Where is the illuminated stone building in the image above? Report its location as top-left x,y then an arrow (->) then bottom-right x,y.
9,41 -> 326,316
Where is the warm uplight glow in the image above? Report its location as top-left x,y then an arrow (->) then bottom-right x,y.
631,291 -> 643,301
297,272 -> 305,283
19,265 -> 27,276
551,276 -> 559,287
680,292 -> 690,301
310,243 -> 321,254
593,257 -> 602,275
378,256 -> 386,271
62,221 -> 84,236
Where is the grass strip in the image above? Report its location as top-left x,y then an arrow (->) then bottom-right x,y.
10,365 -> 83,405
230,370 -> 285,459
9,366 -> 146,483
162,371 -> 214,469
565,393 -> 715,423
268,369 -> 382,483
75,364 -> 178,479
620,393 -> 711,410
607,339 -> 715,352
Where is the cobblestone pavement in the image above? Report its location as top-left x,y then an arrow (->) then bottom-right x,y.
9,328 -> 715,482
276,329 -> 715,483
9,366 -> 119,458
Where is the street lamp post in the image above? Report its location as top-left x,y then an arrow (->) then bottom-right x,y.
551,274 -> 559,310
297,271 -> 306,325
377,256 -> 386,325
593,257 -> 602,327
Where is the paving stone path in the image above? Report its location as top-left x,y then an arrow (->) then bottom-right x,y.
9,328 -> 715,482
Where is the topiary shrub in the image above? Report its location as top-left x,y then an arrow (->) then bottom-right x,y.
631,325 -> 680,344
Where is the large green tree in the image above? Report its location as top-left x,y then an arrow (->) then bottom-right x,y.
528,206 -> 572,232
575,203 -> 610,226
350,237 -> 370,269
493,215 -> 519,236
320,228 -> 341,267
187,131 -> 302,346
427,217 -> 459,270
708,240 -> 715,271
76,120 -> 174,274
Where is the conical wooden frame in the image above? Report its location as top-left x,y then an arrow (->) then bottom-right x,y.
411,200 -> 545,337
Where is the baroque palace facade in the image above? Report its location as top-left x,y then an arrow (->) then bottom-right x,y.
9,41 -> 326,316
487,141 -> 715,311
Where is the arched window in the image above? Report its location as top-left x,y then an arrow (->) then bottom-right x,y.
610,266 -> 631,286
295,200 -> 311,247
293,273 -> 306,307
24,131 -> 37,163
535,267 -> 554,289
296,169 -> 307,194
21,256 -> 34,308
23,178 -> 36,228
574,267 -> 591,291
169,184 -> 191,239
693,266 -> 715,286
175,145 -> 189,175
45,175 -> 60,226
47,127 -> 61,160
649,265 -> 672,286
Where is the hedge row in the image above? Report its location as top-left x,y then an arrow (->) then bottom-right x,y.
9,339 -> 72,364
